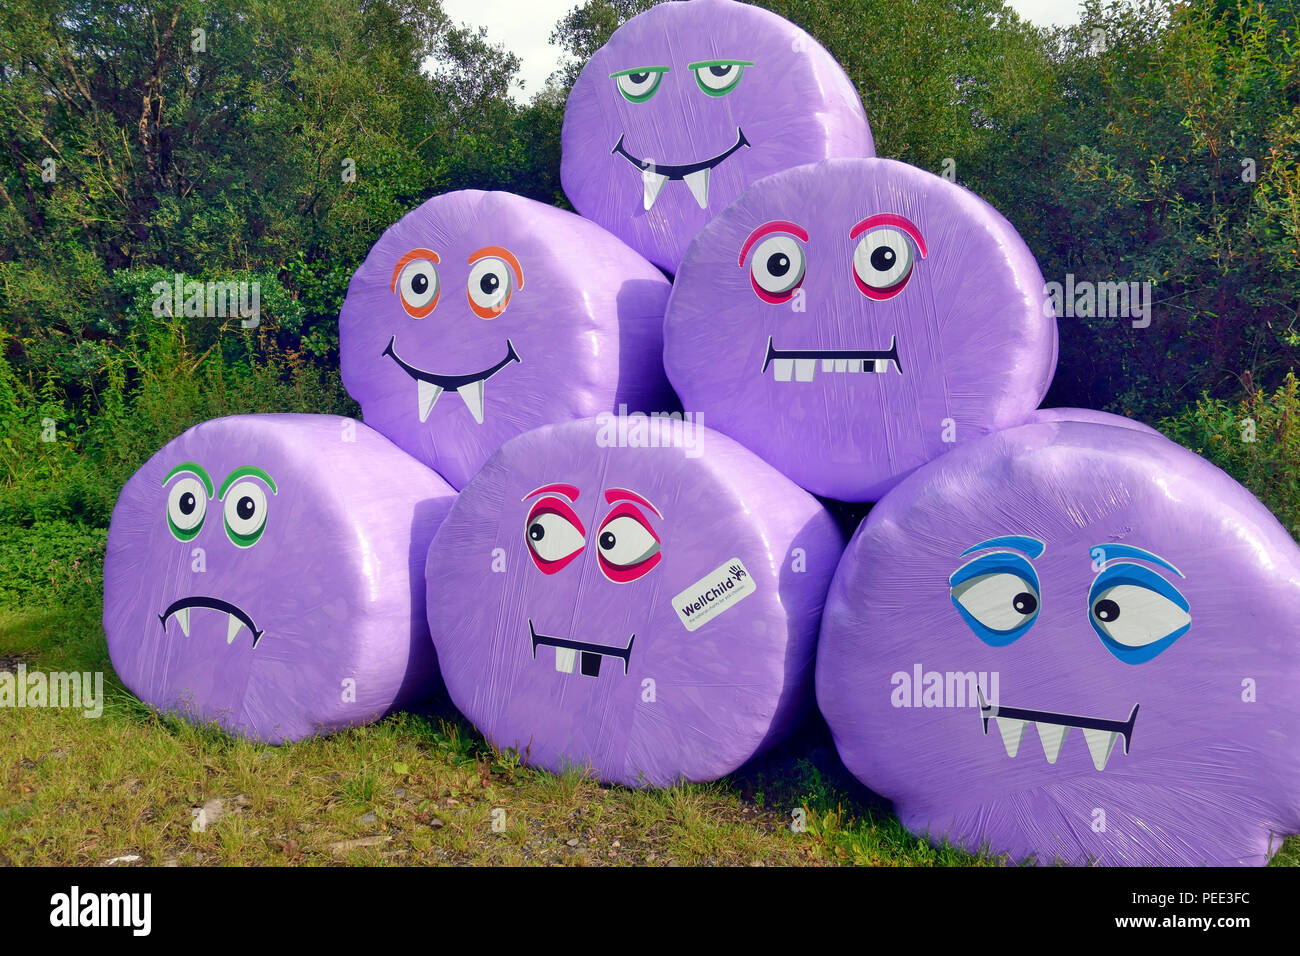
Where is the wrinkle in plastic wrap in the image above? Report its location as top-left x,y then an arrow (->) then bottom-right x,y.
103,414 -> 457,743
339,189 -> 674,490
816,416 -> 1300,865
425,416 -> 844,786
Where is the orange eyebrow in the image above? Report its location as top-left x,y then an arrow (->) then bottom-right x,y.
469,246 -> 524,290
390,248 -> 440,292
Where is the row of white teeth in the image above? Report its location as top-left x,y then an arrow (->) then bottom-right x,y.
994,717 -> 1121,771
170,608 -> 251,645
643,168 -> 710,210
418,378 -> 485,424
771,358 -> 892,381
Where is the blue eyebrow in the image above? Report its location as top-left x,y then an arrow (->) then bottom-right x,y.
961,535 -> 1045,559
1091,543 -> 1184,578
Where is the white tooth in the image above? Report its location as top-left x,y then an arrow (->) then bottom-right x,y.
834,359 -> 848,372
456,380 -> 485,423
847,360 -> 862,373
683,168 -> 710,208
868,360 -> 884,373
995,717 -> 1027,758
1082,729 -> 1118,771
1036,722 -> 1069,763
642,170 -> 668,210
794,359 -> 816,382
226,614 -> 245,645
555,648 -> 576,674
418,380 -> 443,422
175,607 -> 190,637
821,359 -> 834,372
772,359 -> 794,382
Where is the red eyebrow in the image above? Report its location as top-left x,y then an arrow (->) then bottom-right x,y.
849,213 -> 927,258
522,482 -> 579,502
604,487 -> 661,519
738,220 -> 809,267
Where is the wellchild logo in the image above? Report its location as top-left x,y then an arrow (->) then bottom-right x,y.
50,886 -> 151,936
672,558 -> 755,631
891,664 -> 1000,708
0,664 -> 104,717
595,404 -> 704,458
1044,274 -> 1152,329
151,272 -> 261,328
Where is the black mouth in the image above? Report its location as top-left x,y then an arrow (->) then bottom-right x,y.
159,596 -> 264,649
382,336 -> 520,391
611,127 -> 750,181
761,336 -> 902,379
528,619 -> 635,678
977,686 -> 1139,770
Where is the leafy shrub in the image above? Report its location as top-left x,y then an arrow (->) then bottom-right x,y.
0,521 -> 105,606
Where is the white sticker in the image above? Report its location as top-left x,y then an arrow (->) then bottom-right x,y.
672,558 -> 756,631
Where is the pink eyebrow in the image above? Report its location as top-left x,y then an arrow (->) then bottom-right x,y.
522,482 -> 579,502
849,213 -> 927,258
738,220 -> 810,267
604,488 -> 662,519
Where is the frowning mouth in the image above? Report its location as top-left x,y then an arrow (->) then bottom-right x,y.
528,619 -> 635,678
382,336 -> 520,424
977,686 -> 1139,771
761,336 -> 901,382
611,127 -> 750,210
159,596 -> 264,649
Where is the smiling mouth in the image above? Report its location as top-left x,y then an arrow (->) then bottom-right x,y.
611,127 -> 750,210
977,686 -> 1139,771
528,619 -> 635,678
382,336 -> 520,424
761,336 -> 901,382
159,596 -> 264,649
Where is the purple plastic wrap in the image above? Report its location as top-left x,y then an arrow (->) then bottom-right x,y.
561,0 -> 874,273
103,414 -> 456,743
339,189 -> 673,489
425,416 -> 843,786
1027,407 -> 1161,437
816,419 -> 1300,865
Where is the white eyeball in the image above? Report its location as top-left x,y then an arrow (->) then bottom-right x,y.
597,515 -> 660,568
467,258 -> 512,317
1092,585 -> 1190,647
166,477 -> 207,538
526,512 -> 585,564
952,572 -> 1040,632
853,227 -> 915,294
398,258 -> 438,317
750,235 -> 806,298
223,480 -> 269,546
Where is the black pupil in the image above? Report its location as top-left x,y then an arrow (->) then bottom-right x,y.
600,531 -> 616,550
1095,598 -> 1121,622
411,272 -> 428,295
529,523 -> 544,541
871,246 -> 896,272
710,65 -> 731,77
237,496 -> 256,521
179,492 -> 195,515
479,273 -> 499,295
630,72 -> 649,83
1013,592 -> 1037,615
767,252 -> 790,277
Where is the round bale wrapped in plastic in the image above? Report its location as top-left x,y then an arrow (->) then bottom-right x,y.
665,157 -> 1059,501
103,414 -> 456,743
561,0 -> 875,273
339,189 -> 673,490
1026,406 -> 1161,437
816,418 -> 1300,865
425,415 -> 844,786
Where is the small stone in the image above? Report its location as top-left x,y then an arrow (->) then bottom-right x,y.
357,810 -> 378,826
430,818 -> 445,829
566,838 -> 580,847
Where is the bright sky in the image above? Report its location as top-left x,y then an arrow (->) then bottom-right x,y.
439,0 -> 1085,99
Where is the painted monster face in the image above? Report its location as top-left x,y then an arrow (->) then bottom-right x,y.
103,414 -> 456,742
425,417 -> 843,787
664,157 -> 1059,501
561,0 -> 874,272
339,190 -> 673,489
816,416 -> 1300,865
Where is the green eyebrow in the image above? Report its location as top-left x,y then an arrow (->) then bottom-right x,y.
609,65 -> 670,78
161,462 -> 214,498
687,59 -> 754,70
218,466 -> 278,498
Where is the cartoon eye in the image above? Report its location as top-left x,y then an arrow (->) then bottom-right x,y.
166,477 -> 207,541
691,60 -> 751,96
467,257 -> 513,318
223,480 -> 269,548
596,510 -> 661,583
395,252 -> 439,318
853,227 -> 916,299
749,235 -> 806,303
612,67 -> 667,103
1090,584 -> 1191,660
952,573 -> 1040,638
525,501 -> 586,574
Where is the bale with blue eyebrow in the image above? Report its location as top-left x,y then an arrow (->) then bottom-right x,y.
816,411 -> 1300,865
103,413 -> 457,743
